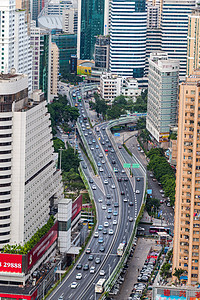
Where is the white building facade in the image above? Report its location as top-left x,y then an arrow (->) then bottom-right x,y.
0,73 -> 64,248
100,72 -> 123,102
146,52 -> 179,143
30,20 -> 41,91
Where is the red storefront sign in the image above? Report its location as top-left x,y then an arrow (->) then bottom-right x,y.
0,289 -> 37,300
72,195 -> 82,221
27,222 -> 58,270
0,253 -> 23,273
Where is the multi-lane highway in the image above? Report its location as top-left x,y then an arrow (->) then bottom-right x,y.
47,85 -> 145,300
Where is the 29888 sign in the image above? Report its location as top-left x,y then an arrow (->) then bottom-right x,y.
0,253 -> 22,273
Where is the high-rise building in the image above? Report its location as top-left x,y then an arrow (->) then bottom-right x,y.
0,1 -> 33,92
161,0 -> 195,80
146,51 -> 179,144
109,0 -> 147,79
30,20 -> 41,91
187,8 -> 200,76
62,8 -> 78,34
94,35 -> 110,70
16,0 -> 29,23
77,0 -> 105,59
0,72 -> 63,248
50,42 -> 59,100
30,0 -> 43,21
173,69 -> 200,285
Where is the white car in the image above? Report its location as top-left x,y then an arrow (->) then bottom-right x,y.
85,133 -> 88,136
91,147 -> 94,150
104,179 -> 108,184
98,198 -> 103,203
94,231 -> 99,238
102,160 -> 106,164
113,219 -> 117,225
76,273 -> 82,280
71,282 -> 78,289
104,221 -> 109,227
90,266 -> 95,274
135,190 -> 140,194
100,270 -> 105,276
123,198 -> 128,202
99,167 -> 104,172
111,184 -> 115,189
92,185 -> 96,190
121,169 -> 125,173
99,153 -> 103,158
109,229 -> 114,235
102,205 -> 107,210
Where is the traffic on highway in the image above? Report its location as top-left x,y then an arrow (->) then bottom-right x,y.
48,85 -> 145,300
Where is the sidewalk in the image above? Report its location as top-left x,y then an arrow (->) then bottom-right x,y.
141,210 -> 168,227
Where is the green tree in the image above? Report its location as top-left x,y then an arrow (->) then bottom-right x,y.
160,263 -> 171,278
53,138 -> 65,153
173,268 -> 185,284
136,117 -> 146,130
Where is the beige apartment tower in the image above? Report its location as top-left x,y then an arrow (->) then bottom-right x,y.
187,8 -> 200,76
173,69 -> 200,285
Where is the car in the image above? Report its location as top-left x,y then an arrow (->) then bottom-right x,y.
96,144 -> 99,149
105,148 -> 108,152
88,141 -> 92,145
98,225 -> 103,231
112,159 -> 116,164
107,214 -> 111,220
83,264 -> 89,271
135,190 -> 140,194
95,257 -> 101,264
102,160 -> 106,164
103,228 -> 108,234
129,202 -> 133,206
88,254 -> 94,261
94,232 -> 99,238
109,229 -> 114,235
152,178 -> 156,182
97,162 -> 102,167
121,169 -> 125,173
160,199 -> 164,204
83,164 -> 87,169
141,150 -> 144,153
111,149 -> 114,153
129,217 -> 133,222
114,168 -> 118,173
91,146 -> 94,150
108,144 -> 112,148
92,139 -> 96,143
118,177 -> 122,182
108,174 -> 112,178
104,221 -> 109,227
89,131 -> 92,135
136,177 -> 140,182
123,198 -> 128,202
85,133 -> 88,136
98,198 -> 103,203
82,128 -> 85,131
100,270 -> 105,276
141,275 -> 149,282
89,178 -> 93,183
113,211 -> 118,216
113,219 -> 117,225
161,194 -> 165,197
76,273 -> 82,280
102,205 -> 107,210
108,208 -> 112,213
106,200 -> 111,206
121,191 -> 125,195
86,248 -> 91,254
114,202 -> 119,207
99,167 -> 104,172
99,153 -> 103,158
98,237 -> 104,243
160,189 -> 164,193
76,263 -> 82,269
111,184 -> 115,189
90,266 -> 95,274
92,185 -> 96,190
71,282 -> 78,288
150,174 -> 154,177
99,245 -> 105,252
138,227 -> 145,231
118,145 -> 122,149
107,194 -> 111,199
104,179 -> 108,185
58,296 -> 64,300
124,177 -> 128,181
102,127 -> 105,130
167,202 -> 171,207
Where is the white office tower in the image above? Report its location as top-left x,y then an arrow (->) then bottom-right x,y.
0,0 -> 33,93
146,52 -> 179,144
30,21 -> 41,91
109,0 -> 147,81
62,8 -> 78,34
161,0 -> 195,80
0,73 -> 64,249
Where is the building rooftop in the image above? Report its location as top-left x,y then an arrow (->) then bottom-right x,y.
38,15 -> 62,30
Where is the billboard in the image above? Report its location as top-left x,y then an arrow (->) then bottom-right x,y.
72,195 -> 82,221
0,253 -> 23,273
27,222 -> 58,270
0,289 -> 37,299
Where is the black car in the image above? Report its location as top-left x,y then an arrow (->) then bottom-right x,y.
118,177 -> 122,182
106,201 -> 111,206
76,263 -> 82,270
83,264 -> 89,270
89,178 -> 93,183
121,191 -> 125,195
107,194 -> 111,199
136,177 -> 140,182
112,160 -> 116,164
99,246 -> 105,252
107,215 -> 111,219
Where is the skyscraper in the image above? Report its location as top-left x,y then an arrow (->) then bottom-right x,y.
77,0 -> 105,59
161,0 -> 195,80
109,0 -> 146,79
146,51 -> 179,144
187,8 -> 200,76
0,72 -> 63,248
173,69 -> 200,285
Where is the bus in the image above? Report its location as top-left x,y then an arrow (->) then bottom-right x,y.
149,226 -> 171,235
78,96 -> 82,102
117,242 -> 126,256
95,278 -> 106,293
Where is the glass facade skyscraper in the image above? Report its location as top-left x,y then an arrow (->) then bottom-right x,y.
78,0 -> 105,59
